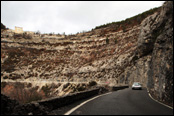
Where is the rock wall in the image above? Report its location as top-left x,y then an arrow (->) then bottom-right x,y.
120,1 -> 173,107
119,55 -> 151,87
147,1 -> 173,107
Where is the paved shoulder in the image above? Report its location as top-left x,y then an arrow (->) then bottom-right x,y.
70,88 -> 173,115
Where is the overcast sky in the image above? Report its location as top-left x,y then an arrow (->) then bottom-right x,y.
1,1 -> 164,35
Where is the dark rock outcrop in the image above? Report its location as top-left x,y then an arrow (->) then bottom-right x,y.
1,94 -> 48,115
1,94 -> 19,115
12,102 -> 49,115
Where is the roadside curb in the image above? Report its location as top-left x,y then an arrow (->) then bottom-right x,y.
146,88 -> 173,110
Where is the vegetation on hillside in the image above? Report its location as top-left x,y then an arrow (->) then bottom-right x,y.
94,7 -> 161,30
1,23 -> 6,29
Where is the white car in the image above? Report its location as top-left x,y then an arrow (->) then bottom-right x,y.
132,82 -> 142,90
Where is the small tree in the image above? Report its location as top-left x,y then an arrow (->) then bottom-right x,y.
35,30 -> 41,35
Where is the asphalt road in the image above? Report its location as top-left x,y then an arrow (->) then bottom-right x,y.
66,88 -> 173,115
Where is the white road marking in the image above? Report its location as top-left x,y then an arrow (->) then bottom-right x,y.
64,92 -> 112,115
147,88 -> 173,109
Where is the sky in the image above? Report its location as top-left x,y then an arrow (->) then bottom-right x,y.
1,1 -> 164,35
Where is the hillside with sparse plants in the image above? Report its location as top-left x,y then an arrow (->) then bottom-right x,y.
1,1 -> 173,108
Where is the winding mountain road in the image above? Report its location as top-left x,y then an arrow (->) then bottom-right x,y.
64,88 -> 173,115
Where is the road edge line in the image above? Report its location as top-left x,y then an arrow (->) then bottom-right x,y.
147,88 -> 173,110
64,92 -> 112,115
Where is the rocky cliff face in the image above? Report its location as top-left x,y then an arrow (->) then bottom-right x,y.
147,1 -> 173,107
1,1 -> 173,107
120,1 -> 173,107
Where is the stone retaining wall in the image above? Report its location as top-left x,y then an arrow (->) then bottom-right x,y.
1,86 -> 129,115
37,88 -> 100,111
112,86 -> 129,91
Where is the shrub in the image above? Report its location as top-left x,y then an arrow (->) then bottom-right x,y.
41,84 -> 51,97
35,30 -> 41,35
76,84 -> 86,91
13,33 -> 33,39
27,83 -> 32,88
23,32 -> 32,39
88,81 -> 97,86
13,33 -> 23,39
106,37 -> 109,44
114,38 -> 117,44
